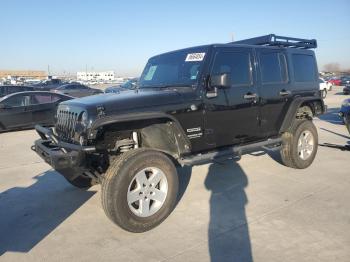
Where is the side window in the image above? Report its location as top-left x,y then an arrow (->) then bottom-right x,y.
211,52 -> 252,86
292,54 -> 316,82
5,95 -> 30,107
31,94 -> 52,105
259,52 -> 288,84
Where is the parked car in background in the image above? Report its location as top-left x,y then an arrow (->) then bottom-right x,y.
345,113 -> 350,134
105,78 -> 138,93
53,83 -> 103,97
0,91 -> 72,132
328,77 -> 341,86
31,79 -> 64,91
319,78 -> 331,98
0,85 -> 35,97
340,76 -> 350,86
339,98 -> 350,123
343,85 -> 350,95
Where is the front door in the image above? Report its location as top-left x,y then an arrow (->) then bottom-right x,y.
203,47 -> 261,148
0,94 -> 32,130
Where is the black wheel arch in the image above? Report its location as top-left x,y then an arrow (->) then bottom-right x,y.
279,97 -> 325,133
89,112 -> 191,158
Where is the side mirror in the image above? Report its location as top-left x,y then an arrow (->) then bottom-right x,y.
210,73 -> 231,89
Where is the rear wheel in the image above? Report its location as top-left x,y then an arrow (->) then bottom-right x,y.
280,120 -> 318,169
101,148 -> 179,232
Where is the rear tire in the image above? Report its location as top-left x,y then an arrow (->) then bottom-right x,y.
280,120 -> 318,169
101,148 -> 179,232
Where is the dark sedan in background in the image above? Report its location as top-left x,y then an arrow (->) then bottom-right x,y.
339,98 -> 350,134
0,85 -> 34,97
0,91 -> 73,132
343,85 -> 350,95
31,79 -> 64,91
105,78 -> 138,93
53,83 -> 103,97
340,76 -> 350,86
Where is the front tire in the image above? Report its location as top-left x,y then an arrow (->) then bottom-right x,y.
101,149 -> 179,232
280,120 -> 318,169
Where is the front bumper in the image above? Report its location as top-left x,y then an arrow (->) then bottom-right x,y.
32,125 -> 96,180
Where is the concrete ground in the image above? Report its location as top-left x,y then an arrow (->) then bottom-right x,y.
0,86 -> 349,262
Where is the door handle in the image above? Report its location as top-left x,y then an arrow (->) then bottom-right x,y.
279,90 -> 291,96
244,93 -> 258,100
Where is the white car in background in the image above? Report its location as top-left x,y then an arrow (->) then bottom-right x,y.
319,78 -> 332,98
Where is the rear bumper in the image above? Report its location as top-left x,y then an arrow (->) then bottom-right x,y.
32,125 -> 95,180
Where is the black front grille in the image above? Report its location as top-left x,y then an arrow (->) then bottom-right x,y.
55,108 -> 80,143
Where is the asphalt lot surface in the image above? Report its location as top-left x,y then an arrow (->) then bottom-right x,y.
0,86 -> 349,262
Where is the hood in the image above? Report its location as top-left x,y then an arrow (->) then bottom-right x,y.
60,88 -> 189,115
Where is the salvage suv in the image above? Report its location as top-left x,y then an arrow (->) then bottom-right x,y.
33,34 -> 325,232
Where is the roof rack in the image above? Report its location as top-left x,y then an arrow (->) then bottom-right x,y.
232,34 -> 317,49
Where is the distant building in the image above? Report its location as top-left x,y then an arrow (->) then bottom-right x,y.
0,70 -> 47,79
77,71 -> 115,81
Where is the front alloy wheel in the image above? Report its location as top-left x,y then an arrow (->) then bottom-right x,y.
127,167 -> 168,217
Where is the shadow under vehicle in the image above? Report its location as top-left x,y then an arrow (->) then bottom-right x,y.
32,34 -> 325,233
343,85 -> 350,95
0,91 -> 73,132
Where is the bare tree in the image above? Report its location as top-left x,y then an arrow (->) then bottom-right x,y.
323,63 -> 340,72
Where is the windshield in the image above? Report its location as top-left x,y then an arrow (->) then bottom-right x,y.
139,47 -> 209,88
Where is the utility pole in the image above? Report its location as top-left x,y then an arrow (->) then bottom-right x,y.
47,65 -> 50,77
231,33 -> 234,42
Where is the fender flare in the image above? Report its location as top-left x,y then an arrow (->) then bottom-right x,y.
89,111 -> 191,155
279,97 -> 324,133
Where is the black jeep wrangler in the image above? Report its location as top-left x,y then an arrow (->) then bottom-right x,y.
33,34 -> 325,232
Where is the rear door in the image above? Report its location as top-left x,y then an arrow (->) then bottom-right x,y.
0,94 -> 32,129
204,47 -> 261,147
256,49 -> 291,137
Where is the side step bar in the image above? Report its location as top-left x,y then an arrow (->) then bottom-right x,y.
179,138 -> 282,166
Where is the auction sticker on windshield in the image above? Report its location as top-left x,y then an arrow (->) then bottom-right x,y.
185,53 -> 205,62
